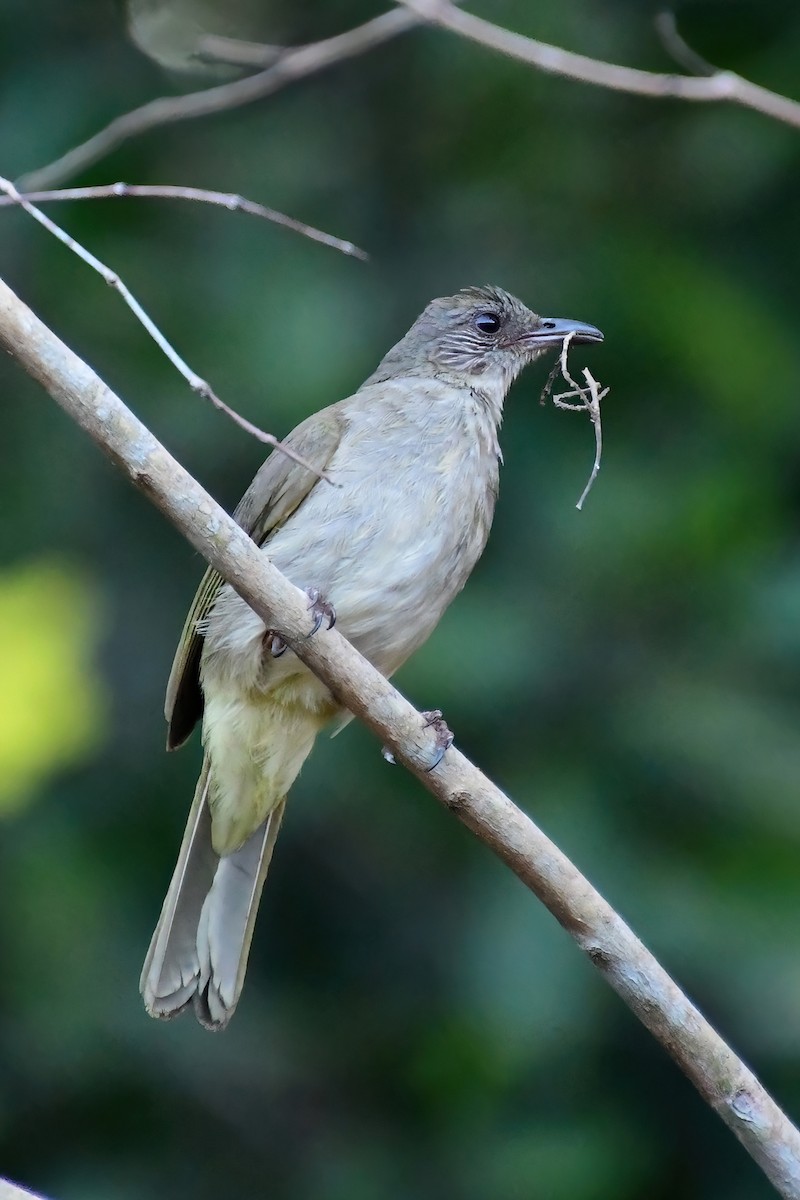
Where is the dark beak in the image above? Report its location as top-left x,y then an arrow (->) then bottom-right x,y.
519,317 -> 604,348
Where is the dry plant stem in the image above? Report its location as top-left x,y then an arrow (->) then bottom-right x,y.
541,333 -> 607,510
2,273 -> 800,1198
401,0 -> 800,129
0,183 -> 366,260
555,330 -> 584,400
0,176 -> 328,478
18,8 -> 421,192
574,369 -> 604,511
553,338 -> 606,510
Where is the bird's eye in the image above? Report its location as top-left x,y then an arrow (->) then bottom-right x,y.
474,311 -> 501,335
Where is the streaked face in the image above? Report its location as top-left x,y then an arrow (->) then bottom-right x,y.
422,286 -> 603,380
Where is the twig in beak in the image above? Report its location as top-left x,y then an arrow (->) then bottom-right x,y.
539,331 -> 609,510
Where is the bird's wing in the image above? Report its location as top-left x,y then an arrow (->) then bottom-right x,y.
164,406 -> 345,750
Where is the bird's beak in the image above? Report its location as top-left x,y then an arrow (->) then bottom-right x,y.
516,317 -> 604,348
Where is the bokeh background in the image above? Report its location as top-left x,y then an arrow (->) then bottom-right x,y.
2,1 -> 800,1197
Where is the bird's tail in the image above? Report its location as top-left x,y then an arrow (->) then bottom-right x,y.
140,758 -> 285,1030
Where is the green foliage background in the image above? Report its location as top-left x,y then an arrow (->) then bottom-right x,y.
2,2 -> 800,1197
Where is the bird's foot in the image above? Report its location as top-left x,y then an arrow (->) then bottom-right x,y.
421,709 -> 454,771
262,586 -> 335,657
263,631 -> 288,658
380,712 -> 453,769
305,586 -> 336,637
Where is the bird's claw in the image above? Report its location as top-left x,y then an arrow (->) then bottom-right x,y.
421,709 -> 454,771
305,587 -> 336,637
381,712 -> 453,770
264,631 -> 288,658
262,586 -> 334,657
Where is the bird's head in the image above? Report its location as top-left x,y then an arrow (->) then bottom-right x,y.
371,285 -> 603,408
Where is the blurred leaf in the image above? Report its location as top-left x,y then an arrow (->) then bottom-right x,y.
0,559 -> 106,813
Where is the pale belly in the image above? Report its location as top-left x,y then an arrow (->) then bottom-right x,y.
197,380 -> 504,848
201,430 -> 497,708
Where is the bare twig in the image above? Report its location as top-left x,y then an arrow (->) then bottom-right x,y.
3,270 -> 800,1197
538,352 -> 564,407
198,34 -> 286,69
654,11 -> 716,78
0,175 -> 329,477
554,330 -> 585,402
0,182 -> 366,259
17,2 -> 800,198
18,8 -> 421,192
540,333 -> 608,510
401,0 -> 800,130
574,369 -> 604,510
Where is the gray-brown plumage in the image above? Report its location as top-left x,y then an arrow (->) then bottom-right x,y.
140,285 -> 602,1029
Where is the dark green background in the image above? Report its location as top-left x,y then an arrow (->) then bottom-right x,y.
2,2 -> 800,1197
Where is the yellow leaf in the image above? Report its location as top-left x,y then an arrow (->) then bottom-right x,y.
0,559 -> 106,814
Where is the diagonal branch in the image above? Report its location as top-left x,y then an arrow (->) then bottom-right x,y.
401,0 -> 800,130
17,8 -> 421,192
17,2 -> 800,198
0,175 -> 331,477
0,182 -> 366,259
2,271 -> 800,1198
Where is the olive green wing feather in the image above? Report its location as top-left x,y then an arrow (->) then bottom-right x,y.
163,567 -> 219,750
164,406 -> 345,750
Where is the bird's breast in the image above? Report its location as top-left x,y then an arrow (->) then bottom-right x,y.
271,407 -> 499,675
203,386 -> 501,692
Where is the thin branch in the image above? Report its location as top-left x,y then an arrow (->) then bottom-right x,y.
0,175 -> 330,478
17,2 -> 800,198
654,11 -> 716,78
3,271 -> 800,1198
0,182 -> 366,260
17,8 -> 421,192
198,34 -> 286,69
401,0 -> 800,130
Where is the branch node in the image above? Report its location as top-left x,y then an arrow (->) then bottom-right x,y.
654,11 -> 716,78
402,0 -> 800,131
586,944 -> 612,969
731,1089 -> 758,1124
443,791 -> 469,813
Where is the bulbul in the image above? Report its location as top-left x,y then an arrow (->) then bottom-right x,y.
140,285 -> 603,1029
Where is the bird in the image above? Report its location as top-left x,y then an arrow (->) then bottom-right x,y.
140,285 -> 603,1029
